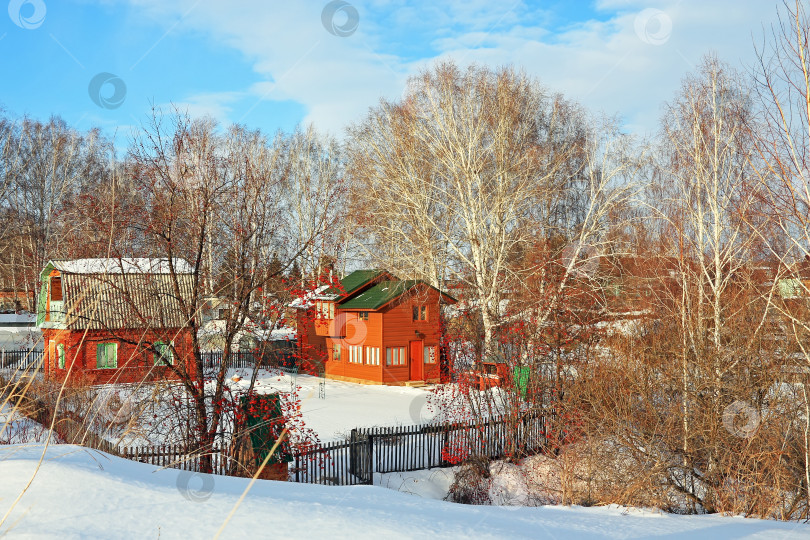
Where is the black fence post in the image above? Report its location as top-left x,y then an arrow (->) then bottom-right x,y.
365,433 -> 374,485
441,425 -> 449,467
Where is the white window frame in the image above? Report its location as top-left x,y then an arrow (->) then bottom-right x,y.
365,346 -> 380,366
424,345 -> 437,364
349,345 -> 363,364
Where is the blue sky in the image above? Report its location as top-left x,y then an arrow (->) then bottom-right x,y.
0,1 -> 784,145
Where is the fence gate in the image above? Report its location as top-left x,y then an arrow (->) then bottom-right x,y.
349,429 -> 372,484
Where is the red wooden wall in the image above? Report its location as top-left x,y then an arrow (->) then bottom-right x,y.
380,285 -> 443,384
43,327 -> 195,385
298,283 -> 445,385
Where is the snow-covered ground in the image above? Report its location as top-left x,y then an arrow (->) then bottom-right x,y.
0,405 -> 51,445
0,444 -> 807,539
377,467 -> 457,500
226,370 -> 442,442
0,312 -> 41,353
0,369 -> 446,448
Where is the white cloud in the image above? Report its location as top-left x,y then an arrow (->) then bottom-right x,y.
121,0 -> 409,134
161,90 -> 246,126
119,0 -> 782,137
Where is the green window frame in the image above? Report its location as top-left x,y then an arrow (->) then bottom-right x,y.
96,343 -> 117,369
36,279 -> 48,325
154,341 -> 174,366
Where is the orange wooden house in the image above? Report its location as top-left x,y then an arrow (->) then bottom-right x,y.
295,270 -> 455,385
37,258 -> 197,385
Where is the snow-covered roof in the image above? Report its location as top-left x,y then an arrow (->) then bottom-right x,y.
46,258 -> 193,275
289,284 -> 339,309
198,319 -> 296,342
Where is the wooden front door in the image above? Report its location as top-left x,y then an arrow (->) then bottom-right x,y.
409,340 -> 423,381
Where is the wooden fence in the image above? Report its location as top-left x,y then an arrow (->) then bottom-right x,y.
292,438 -> 372,485
54,416 -> 120,455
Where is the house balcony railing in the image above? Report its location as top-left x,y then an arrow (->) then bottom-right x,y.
49,300 -> 65,323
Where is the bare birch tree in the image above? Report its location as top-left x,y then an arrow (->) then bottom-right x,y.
284,125 -> 347,281
349,62 -> 636,360
0,114 -> 107,311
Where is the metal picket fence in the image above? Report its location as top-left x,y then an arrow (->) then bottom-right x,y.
106,413 -> 550,486
200,347 -> 297,370
291,413 -> 549,486
119,443 -> 247,475
0,349 -> 44,372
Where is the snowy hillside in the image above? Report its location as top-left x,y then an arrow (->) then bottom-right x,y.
0,445 -> 807,539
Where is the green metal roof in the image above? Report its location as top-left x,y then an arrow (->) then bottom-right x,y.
338,280 -> 424,310
327,269 -> 388,296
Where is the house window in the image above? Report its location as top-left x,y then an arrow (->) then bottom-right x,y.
349,345 -> 363,363
57,343 -> 65,369
218,308 -> 230,320
332,343 -> 342,362
315,300 -> 335,319
316,301 -> 334,320
365,346 -> 380,365
358,311 -> 369,321
386,346 -> 406,366
96,343 -> 118,369
154,341 -> 174,366
424,346 -> 436,364
412,305 -> 427,321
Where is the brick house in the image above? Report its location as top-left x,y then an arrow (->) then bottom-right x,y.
37,258 -> 196,385
295,269 -> 455,385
